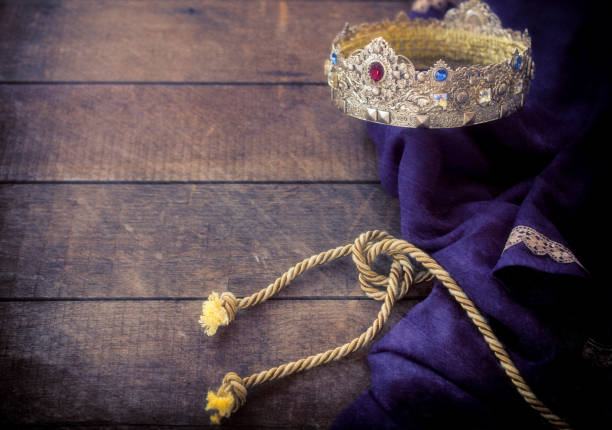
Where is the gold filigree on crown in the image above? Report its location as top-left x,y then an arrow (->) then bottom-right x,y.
324,0 -> 534,128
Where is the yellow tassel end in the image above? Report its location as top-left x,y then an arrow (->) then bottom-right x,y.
206,389 -> 235,423
199,292 -> 229,336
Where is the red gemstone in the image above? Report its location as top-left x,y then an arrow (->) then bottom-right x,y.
369,62 -> 384,82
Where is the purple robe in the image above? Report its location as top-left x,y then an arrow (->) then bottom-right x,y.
331,1 -> 610,429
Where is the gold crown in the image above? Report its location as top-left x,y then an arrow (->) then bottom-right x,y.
324,0 -> 533,128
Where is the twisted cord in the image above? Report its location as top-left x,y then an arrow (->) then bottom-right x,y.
238,242 -> 354,309
243,256 -> 409,390
201,231 -> 570,429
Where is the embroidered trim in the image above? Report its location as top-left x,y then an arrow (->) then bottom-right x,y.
503,225 -> 583,267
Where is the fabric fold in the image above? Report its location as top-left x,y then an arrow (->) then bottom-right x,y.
331,1 -> 609,429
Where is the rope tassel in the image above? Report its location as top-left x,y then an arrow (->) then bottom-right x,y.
205,372 -> 247,424
199,231 -> 571,430
199,292 -> 238,336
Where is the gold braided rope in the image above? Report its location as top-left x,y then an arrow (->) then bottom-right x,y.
200,231 -> 571,429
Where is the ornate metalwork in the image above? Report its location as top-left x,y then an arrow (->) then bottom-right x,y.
325,0 -> 533,128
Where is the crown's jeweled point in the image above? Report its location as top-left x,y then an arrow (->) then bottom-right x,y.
434,69 -> 448,82
514,55 -> 522,69
369,62 -> 384,82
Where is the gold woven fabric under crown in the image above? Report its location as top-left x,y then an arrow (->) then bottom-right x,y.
324,0 -> 534,128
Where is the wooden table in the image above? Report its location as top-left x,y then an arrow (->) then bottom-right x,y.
0,1 -> 421,428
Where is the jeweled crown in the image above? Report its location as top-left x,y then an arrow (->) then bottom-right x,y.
324,0 -> 533,128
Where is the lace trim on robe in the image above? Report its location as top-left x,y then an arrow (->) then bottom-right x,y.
503,225 -> 583,268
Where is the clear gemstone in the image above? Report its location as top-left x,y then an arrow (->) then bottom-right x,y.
479,88 -> 492,104
434,68 -> 447,81
369,62 -> 384,82
433,93 -> 448,109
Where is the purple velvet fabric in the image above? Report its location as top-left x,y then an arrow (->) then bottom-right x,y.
331,1 -> 610,429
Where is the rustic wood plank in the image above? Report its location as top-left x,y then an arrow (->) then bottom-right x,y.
0,184 -> 432,299
0,85 -> 377,181
0,0 -> 407,82
0,299 -> 418,428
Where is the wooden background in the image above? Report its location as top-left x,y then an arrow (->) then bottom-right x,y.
0,1 -> 422,428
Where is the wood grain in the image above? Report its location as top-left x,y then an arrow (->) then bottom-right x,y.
0,0 -> 407,82
0,1 -> 418,428
0,84 -> 378,181
0,183 -> 427,299
0,299 -> 418,428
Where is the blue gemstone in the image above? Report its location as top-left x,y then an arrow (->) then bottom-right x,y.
434,68 -> 447,81
331,53 -> 337,65
514,55 -> 522,69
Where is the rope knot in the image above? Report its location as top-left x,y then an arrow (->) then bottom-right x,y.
351,231 -> 420,301
199,291 -> 238,336
206,372 -> 247,424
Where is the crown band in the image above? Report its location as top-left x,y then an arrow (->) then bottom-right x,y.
325,0 -> 534,128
